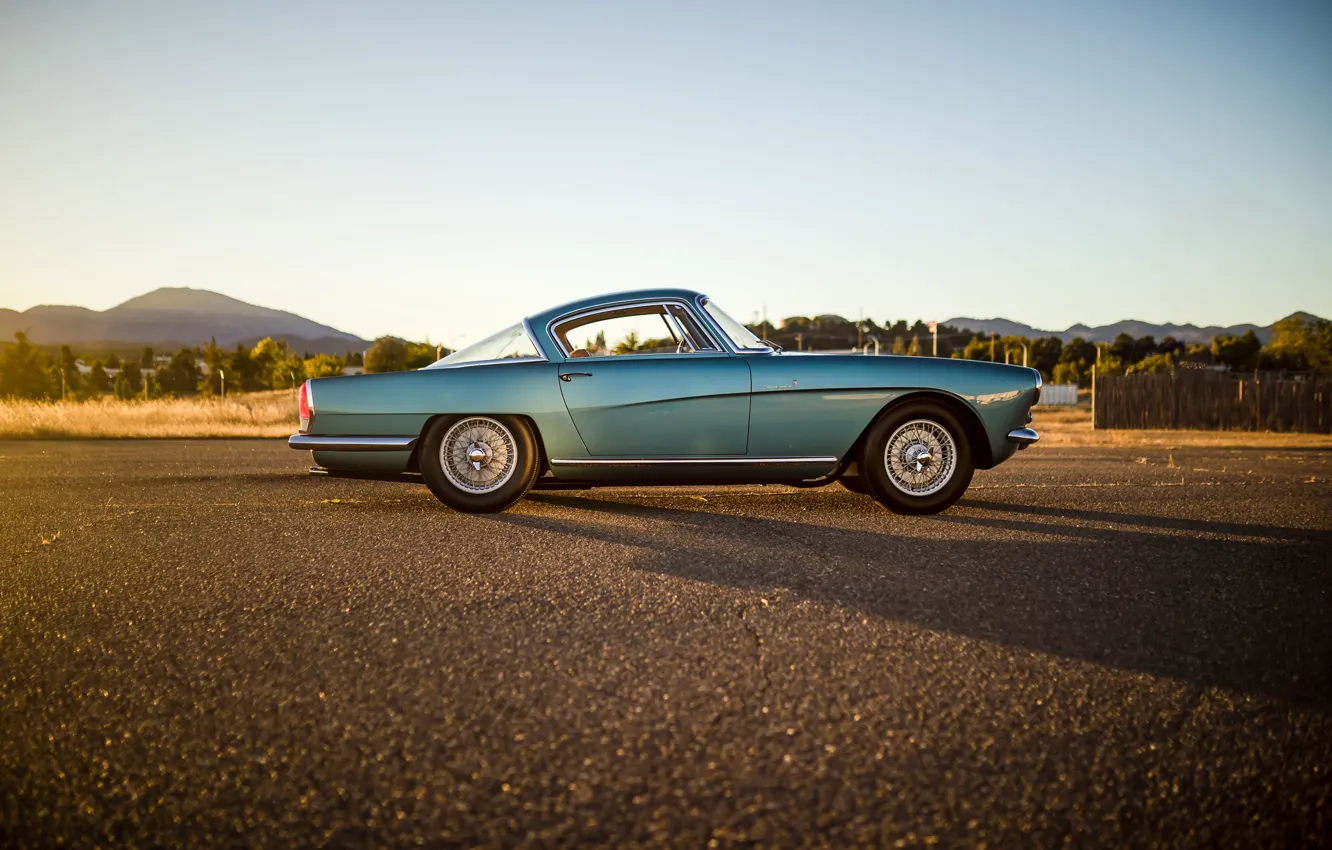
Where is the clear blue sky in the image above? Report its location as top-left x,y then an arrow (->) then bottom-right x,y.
2,1 -> 1329,347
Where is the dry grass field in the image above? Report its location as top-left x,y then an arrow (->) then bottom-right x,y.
1033,403 -> 1332,448
2,391 -> 1329,446
0,391 -> 296,439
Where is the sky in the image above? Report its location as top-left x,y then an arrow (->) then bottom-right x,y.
1,1 -> 1329,348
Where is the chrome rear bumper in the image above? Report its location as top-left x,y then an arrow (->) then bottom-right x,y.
1007,427 -> 1039,447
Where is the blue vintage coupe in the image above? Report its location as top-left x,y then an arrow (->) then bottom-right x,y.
290,289 -> 1040,513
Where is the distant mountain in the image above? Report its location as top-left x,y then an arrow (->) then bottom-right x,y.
0,288 -> 370,355
942,312 -> 1323,345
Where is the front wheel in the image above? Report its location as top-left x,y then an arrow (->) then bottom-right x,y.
419,415 -> 540,513
861,402 -> 974,515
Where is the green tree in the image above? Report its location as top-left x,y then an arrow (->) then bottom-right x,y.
139,347 -> 155,369
227,345 -> 265,391
1108,333 -> 1136,364
0,332 -> 55,399
1030,337 -> 1063,380
118,361 -> 143,397
57,345 -> 83,396
1127,352 -> 1173,375
1212,330 -> 1261,372
906,334 -> 921,356
303,354 -> 344,378
89,361 -> 112,393
1052,362 -> 1082,385
365,337 -> 408,373
958,336 -> 989,361
157,349 -> 201,395
405,342 -> 438,370
1264,315 -> 1332,372
251,337 -> 286,388
1131,335 -> 1157,363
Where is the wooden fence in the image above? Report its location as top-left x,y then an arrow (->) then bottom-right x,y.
1093,371 -> 1332,432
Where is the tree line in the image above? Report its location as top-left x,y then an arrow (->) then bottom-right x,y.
2,314 -> 1328,400
745,313 -> 1332,387
0,334 -> 364,401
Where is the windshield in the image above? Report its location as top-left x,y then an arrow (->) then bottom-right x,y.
427,323 -> 542,368
701,297 -> 767,351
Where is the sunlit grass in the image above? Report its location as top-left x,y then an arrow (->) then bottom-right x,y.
0,391 -> 296,438
1033,404 -> 1332,448
1,391 -> 1327,445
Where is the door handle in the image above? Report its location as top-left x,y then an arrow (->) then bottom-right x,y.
560,372 -> 593,382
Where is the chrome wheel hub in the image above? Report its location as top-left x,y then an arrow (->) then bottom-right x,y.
885,420 -> 956,497
441,418 -> 517,494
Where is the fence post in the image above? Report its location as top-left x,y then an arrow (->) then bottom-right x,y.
1091,364 -> 1097,429
1254,369 -> 1260,430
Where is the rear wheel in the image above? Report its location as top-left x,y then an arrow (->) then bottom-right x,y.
862,401 -> 974,515
419,415 -> 540,513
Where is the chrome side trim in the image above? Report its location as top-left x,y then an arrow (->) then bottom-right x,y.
549,456 -> 838,466
288,435 -> 418,452
1007,428 -> 1039,445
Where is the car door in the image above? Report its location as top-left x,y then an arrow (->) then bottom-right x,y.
552,301 -> 751,456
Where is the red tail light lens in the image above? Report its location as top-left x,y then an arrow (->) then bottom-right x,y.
298,381 -> 312,432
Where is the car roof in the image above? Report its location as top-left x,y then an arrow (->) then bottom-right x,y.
527,288 -> 706,326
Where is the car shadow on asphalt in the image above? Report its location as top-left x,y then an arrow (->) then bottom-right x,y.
500,493 -> 1332,709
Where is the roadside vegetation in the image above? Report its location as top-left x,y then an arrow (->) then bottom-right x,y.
1,311 -> 1328,438
0,391 -> 294,439
1033,400 -> 1332,449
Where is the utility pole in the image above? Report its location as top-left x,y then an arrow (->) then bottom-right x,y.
220,369 -> 225,400
61,369 -> 67,402
857,308 -> 863,350
794,333 -> 803,352
928,322 -> 938,357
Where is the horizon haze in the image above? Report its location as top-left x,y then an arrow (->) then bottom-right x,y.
2,1 -> 1329,348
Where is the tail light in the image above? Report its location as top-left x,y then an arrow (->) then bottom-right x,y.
298,380 -> 313,432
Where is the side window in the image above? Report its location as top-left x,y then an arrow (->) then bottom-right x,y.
553,303 -> 715,358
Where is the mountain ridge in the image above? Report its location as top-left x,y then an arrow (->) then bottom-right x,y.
941,312 -> 1321,345
0,287 -> 370,355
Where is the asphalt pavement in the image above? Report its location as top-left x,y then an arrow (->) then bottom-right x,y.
2,439 -> 1330,847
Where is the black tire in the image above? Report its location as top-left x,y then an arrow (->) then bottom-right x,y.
838,474 -> 871,495
861,401 -> 974,515
419,415 -> 540,513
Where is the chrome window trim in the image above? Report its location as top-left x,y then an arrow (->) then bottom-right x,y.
288,435 -> 418,451
548,456 -> 837,466
546,298 -> 722,359
695,293 -> 771,353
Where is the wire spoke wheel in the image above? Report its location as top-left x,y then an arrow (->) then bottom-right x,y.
440,417 -> 517,494
883,419 -> 957,497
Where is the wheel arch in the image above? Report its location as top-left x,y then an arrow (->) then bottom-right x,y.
845,390 -> 995,472
406,413 -> 550,476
